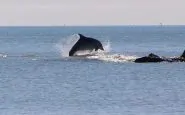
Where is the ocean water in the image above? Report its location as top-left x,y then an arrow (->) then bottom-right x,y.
0,26 -> 185,115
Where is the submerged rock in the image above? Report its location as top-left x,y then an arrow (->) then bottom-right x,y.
135,50 -> 185,63
135,53 -> 164,63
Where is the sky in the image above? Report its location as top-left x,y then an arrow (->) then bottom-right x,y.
0,0 -> 185,26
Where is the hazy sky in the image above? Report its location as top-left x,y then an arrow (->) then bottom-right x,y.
0,0 -> 185,26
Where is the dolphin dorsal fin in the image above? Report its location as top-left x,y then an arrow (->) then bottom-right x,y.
78,34 -> 85,38
180,50 -> 185,58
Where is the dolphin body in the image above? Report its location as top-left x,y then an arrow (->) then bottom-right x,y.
135,50 -> 185,63
69,34 -> 104,56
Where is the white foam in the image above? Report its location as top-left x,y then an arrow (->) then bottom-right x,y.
103,40 -> 111,52
86,52 -> 137,63
73,49 -> 96,56
0,53 -> 7,58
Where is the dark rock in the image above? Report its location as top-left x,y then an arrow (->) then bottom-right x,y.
135,53 -> 164,63
135,50 -> 185,63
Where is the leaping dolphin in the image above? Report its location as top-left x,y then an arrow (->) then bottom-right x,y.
69,34 -> 104,56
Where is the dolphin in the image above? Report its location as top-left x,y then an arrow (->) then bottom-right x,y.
69,34 -> 104,56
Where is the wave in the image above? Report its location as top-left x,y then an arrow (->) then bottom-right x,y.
0,53 -> 40,61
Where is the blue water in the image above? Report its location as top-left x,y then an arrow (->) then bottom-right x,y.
0,26 -> 185,115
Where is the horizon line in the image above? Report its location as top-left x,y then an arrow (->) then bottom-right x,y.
0,24 -> 185,27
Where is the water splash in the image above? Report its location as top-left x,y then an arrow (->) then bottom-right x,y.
56,34 -> 111,57
56,34 -> 137,63
103,40 -> 111,52
56,34 -> 80,57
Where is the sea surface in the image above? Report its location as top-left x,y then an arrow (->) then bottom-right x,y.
0,26 -> 185,115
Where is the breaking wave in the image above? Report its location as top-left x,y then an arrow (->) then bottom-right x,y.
56,34 -> 137,63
